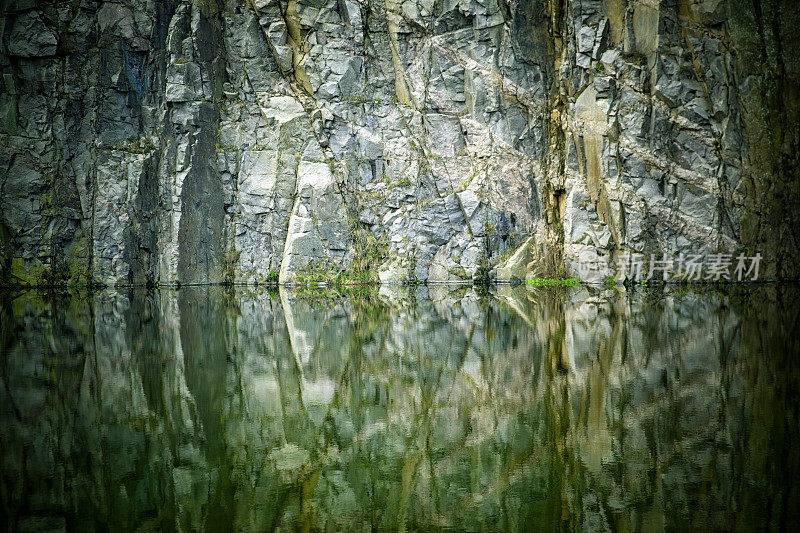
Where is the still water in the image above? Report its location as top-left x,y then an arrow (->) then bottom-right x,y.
1,284 -> 798,532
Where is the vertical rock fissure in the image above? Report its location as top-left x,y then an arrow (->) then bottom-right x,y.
175,3 -> 226,284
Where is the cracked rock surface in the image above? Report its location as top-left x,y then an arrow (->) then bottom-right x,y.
1,0 -> 798,285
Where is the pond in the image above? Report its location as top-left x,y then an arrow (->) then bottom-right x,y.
1,284 -> 798,531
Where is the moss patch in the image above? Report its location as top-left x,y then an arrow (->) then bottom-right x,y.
527,277 -> 580,287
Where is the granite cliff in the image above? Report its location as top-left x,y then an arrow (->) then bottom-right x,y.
1,0 -> 798,285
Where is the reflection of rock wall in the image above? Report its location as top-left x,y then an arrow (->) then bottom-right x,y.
556,288 -> 800,531
1,0 -> 798,286
2,286 -> 799,530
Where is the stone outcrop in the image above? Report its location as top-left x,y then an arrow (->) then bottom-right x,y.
0,0 -> 798,285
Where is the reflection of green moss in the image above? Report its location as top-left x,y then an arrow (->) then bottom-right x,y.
293,267 -> 376,288
291,283 -> 377,303
527,277 -> 580,287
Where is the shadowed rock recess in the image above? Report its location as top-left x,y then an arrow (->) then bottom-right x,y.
0,0 -> 798,285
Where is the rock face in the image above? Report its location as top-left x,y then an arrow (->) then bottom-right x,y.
0,0 -> 798,285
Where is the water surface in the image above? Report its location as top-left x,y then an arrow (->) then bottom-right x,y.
1,285 -> 798,531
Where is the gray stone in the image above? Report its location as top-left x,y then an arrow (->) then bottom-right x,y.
7,12 -> 57,57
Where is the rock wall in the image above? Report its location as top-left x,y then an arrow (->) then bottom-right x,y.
1,0 -> 798,285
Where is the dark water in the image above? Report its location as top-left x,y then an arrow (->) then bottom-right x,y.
1,284 -> 799,532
